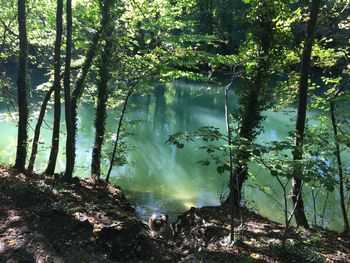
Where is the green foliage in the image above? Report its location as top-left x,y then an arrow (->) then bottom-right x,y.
166,126 -> 231,171
302,232 -> 322,245
252,130 -> 337,192
233,0 -> 293,144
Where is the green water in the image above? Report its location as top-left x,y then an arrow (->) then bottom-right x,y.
0,81 -> 348,231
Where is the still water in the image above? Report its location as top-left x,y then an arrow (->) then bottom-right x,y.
0,81 -> 348,231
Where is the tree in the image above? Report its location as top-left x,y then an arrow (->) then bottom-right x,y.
64,0 -> 73,179
228,0 -> 277,207
106,86 -> 134,182
14,0 -> 28,172
45,0 -> 63,176
291,0 -> 321,229
27,0 -> 104,175
315,0 -> 350,233
69,1 -> 107,179
69,29 -> 101,175
27,86 -> 54,173
91,0 -> 116,178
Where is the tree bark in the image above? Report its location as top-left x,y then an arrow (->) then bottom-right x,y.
64,0 -> 74,179
330,100 -> 350,233
224,0 -> 273,208
70,29 -> 101,177
14,0 -> 28,172
45,0 -> 63,176
291,0 -> 321,229
91,0 -> 115,178
224,81 -> 237,242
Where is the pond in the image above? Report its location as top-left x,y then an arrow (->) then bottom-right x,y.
0,80 -> 348,231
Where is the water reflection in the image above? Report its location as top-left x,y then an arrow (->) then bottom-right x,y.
109,83 -> 226,222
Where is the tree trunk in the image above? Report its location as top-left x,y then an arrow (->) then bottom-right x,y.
224,82 -> 237,242
291,178 -> 309,228
91,69 -> 109,178
330,100 -> 350,233
14,0 -> 28,172
64,0 -> 74,179
70,0 -> 114,177
91,0 -> 115,178
70,29 -> 101,177
291,0 -> 321,229
106,87 -> 135,182
27,86 -> 54,173
224,0 -> 273,208
45,0 -> 63,176
91,46 -> 111,178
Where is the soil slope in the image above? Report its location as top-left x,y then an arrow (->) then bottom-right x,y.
1,167 -> 349,262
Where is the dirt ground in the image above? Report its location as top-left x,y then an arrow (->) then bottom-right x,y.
0,167 -> 349,262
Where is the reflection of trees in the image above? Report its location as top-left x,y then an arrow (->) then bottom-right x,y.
174,87 -> 191,130
149,83 -> 225,136
153,85 -> 167,133
103,83 -> 227,194
145,94 -> 151,121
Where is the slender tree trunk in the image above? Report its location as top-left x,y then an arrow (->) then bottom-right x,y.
27,86 -> 54,173
106,87 -> 135,182
283,180 -> 304,248
224,82 -> 237,243
45,0 -> 63,176
91,0 -> 115,178
311,189 -> 318,226
291,178 -> 309,228
321,191 -> 329,227
330,100 -> 350,233
291,0 -> 321,229
14,0 -> 28,172
64,0 -> 74,179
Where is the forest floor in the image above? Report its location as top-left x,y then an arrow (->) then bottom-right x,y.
0,167 -> 349,263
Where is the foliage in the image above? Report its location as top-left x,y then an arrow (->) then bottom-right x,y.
253,131 -> 337,192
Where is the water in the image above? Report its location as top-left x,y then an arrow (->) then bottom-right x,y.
0,80 -> 348,231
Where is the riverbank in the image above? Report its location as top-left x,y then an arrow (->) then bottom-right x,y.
0,167 -> 349,262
